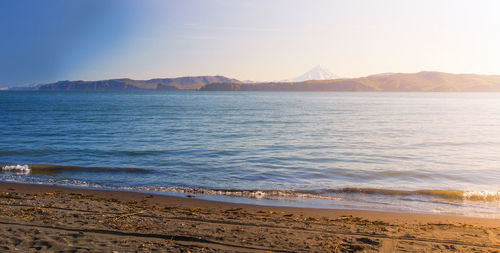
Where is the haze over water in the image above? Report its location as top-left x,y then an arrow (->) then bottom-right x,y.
1,91 -> 500,217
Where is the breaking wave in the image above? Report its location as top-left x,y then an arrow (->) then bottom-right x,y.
2,164 -> 31,174
1,164 -> 149,176
2,164 -> 500,203
319,188 -> 500,201
110,186 -> 500,202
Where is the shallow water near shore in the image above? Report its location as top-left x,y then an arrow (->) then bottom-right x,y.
1,91 -> 500,217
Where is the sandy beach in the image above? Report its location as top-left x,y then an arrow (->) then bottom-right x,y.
0,182 -> 498,252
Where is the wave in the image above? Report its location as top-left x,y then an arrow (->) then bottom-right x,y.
2,165 -> 30,174
2,164 -> 499,202
112,186 -> 500,202
1,164 -> 149,176
117,186 -> 347,201
319,188 -> 500,201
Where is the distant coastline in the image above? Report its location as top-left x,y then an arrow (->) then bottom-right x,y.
5,71 -> 500,92
7,76 -> 240,91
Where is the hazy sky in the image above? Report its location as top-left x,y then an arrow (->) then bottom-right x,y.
1,0 -> 500,86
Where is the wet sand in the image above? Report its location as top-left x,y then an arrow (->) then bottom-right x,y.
1,182 -> 500,252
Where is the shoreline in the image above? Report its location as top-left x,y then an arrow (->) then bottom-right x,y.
1,182 -> 500,251
1,182 -> 500,227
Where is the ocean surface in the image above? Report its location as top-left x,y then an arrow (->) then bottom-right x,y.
1,91 -> 500,217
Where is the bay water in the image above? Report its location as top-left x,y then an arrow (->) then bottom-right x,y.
1,91 -> 500,217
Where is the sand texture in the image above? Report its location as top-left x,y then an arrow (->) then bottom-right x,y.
0,182 -> 500,252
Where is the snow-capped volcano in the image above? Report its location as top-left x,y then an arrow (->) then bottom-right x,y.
292,65 -> 341,82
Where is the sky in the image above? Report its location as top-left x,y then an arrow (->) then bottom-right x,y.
1,0 -> 500,86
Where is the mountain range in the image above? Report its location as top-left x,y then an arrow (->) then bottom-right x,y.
201,71 -> 500,92
6,71 -> 500,92
10,76 -> 240,91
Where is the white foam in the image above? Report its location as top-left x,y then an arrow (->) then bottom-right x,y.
2,165 -> 31,174
115,186 -> 345,201
463,191 -> 500,201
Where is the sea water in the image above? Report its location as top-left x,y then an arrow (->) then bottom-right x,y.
1,91 -> 500,217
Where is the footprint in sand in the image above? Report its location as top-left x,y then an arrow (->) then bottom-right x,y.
379,239 -> 397,252
487,230 -> 500,245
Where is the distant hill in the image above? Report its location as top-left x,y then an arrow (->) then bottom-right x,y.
33,76 -> 240,91
200,71 -> 500,92
144,76 -> 241,90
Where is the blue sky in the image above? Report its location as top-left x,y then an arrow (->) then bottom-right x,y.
1,0 -> 500,86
